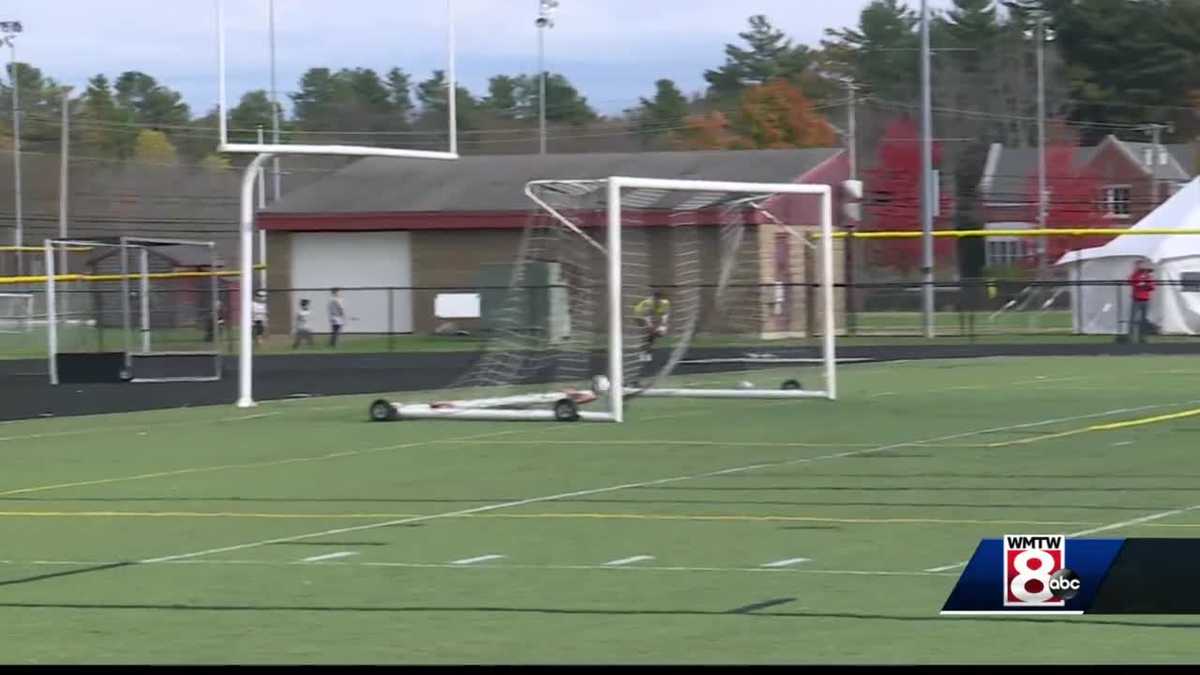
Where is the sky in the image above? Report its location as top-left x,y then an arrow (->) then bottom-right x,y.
2,0 -> 955,116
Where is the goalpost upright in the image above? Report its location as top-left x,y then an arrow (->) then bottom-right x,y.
221,0 -> 460,408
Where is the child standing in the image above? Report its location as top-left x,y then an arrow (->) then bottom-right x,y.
293,298 -> 315,349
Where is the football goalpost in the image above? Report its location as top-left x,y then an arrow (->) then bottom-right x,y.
45,237 -> 222,384
368,176 -> 836,423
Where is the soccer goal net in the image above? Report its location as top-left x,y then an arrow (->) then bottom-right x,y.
46,238 -> 223,384
370,177 -> 837,423
0,292 -> 33,334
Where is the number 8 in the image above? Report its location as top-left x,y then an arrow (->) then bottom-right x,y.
1010,549 -> 1055,604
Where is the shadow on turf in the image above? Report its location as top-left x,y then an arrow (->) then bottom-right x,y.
0,600 -> 1194,629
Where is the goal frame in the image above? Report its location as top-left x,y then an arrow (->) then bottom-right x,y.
0,292 -> 33,334
374,176 -> 836,424
45,238 -> 222,385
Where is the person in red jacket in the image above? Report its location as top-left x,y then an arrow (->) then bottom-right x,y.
1128,259 -> 1156,343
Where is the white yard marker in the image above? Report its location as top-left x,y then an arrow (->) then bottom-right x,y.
300,551 -> 358,563
450,554 -> 505,565
603,555 -> 655,566
761,557 -> 811,568
141,401 -> 1197,566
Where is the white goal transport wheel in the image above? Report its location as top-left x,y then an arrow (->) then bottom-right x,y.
369,399 -> 399,422
781,379 -> 803,391
554,398 -> 580,422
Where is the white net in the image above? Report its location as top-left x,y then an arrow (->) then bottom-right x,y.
47,239 -> 222,383
378,178 -> 836,423
0,293 -> 33,334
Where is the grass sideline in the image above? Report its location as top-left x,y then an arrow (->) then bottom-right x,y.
0,356 -> 1199,663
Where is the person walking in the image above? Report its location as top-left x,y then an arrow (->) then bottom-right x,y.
292,298 -> 315,349
328,288 -> 346,349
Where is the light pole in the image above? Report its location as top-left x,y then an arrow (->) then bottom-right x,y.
2,21 -> 22,276
268,0 -> 281,201
1036,14 -> 1048,274
919,0 -> 934,338
59,86 -> 71,278
536,0 -> 558,155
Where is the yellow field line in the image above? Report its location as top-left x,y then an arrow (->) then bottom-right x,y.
0,510 -> 1104,527
986,406 -> 1200,448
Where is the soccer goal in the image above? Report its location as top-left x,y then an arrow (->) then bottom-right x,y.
0,292 -> 33,334
369,176 -> 837,423
45,238 -> 223,384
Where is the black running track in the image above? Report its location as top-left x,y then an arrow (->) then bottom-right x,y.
2,342 -> 1197,423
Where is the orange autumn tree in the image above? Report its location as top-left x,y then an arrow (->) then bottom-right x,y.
738,79 -> 837,148
683,79 -> 836,150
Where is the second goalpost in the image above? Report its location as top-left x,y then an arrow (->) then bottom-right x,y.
370,176 -> 837,424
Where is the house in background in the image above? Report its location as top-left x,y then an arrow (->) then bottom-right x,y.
978,135 -> 1196,269
258,148 -> 850,337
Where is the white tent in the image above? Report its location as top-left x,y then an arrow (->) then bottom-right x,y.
1056,177 -> 1200,335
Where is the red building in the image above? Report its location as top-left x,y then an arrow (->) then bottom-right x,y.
978,135 -> 1196,268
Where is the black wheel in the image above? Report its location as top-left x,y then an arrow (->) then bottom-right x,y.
781,379 -> 803,391
554,398 -> 580,422
369,399 -> 398,422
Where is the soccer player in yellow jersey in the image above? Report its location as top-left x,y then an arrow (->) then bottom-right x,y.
633,290 -> 670,363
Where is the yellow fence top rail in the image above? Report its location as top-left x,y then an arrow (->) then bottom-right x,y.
0,265 -> 266,286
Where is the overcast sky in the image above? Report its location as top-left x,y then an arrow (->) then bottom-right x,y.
3,0 -> 955,115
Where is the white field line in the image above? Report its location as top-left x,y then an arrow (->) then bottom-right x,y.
450,554 -> 505,565
603,555 -> 655,566
0,412 -> 281,445
300,551 -> 358,563
761,557 -> 811,568
139,401 -> 1185,566
925,503 -> 1200,574
0,558 -> 955,578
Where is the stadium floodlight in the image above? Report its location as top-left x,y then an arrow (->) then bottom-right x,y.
369,176 -> 837,424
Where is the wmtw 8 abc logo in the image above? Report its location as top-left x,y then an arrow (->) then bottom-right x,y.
1003,534 -> 1081,607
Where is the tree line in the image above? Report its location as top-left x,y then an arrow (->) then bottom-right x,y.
0,1 -> 1195,170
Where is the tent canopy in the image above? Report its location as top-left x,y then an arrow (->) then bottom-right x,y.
1055,176 -> 1200,266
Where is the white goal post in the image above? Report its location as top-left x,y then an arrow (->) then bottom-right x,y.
371,176 -> 836,424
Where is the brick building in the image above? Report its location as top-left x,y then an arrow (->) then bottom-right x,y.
258,149 -> 850,337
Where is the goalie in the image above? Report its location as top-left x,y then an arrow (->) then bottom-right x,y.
633,290 -> 670,363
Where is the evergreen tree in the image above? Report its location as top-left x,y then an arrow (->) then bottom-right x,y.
633,79 -> 690,146
705,15 -> 817,100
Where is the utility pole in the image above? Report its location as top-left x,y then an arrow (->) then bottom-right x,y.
58,86 -> 71,277
1036,14 -> 1048,274
920,0 -> 935,338
256,126 -> 268,291
268,0 -> 282,202
847,80 -> 858,181
2,22 -> 23,276
536,0 -> 559,155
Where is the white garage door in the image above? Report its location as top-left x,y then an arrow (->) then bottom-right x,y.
290,232 -> 413,334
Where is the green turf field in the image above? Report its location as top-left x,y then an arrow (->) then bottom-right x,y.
3,356 -> 1200,664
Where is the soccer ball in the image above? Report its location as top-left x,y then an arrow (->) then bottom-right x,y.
592,375 -> 611,393
737,380 -> 754,390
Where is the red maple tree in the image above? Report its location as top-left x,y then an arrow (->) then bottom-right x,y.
862,117 -> 955,275
1027,121 -> 1106,262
